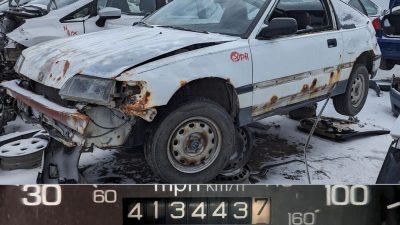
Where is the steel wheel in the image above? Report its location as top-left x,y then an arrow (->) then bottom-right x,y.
167,116 -> 222,173
350,73 -> 366,108
333,64 -> 369,116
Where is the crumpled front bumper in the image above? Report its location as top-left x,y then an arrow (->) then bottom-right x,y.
1,80 -> 135,148
1,80 -> 90,137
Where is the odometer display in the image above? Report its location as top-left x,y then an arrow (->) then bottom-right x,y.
123,197 -> 270,224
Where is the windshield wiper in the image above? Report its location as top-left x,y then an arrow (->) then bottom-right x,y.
157,25 -> 209,34
133,21 -> 154,28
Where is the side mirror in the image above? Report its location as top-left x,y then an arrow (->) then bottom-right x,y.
257,18 -> 298,39
96,7 -> 122,27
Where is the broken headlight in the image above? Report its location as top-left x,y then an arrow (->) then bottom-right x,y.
59,75 -> 116,106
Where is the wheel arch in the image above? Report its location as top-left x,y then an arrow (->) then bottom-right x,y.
168,77 -> 240,120
353,50 -> 375,76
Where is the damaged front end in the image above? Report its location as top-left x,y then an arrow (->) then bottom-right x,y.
0,77 -> 156,149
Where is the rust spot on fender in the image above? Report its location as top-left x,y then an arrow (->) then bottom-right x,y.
120,91 -> 154,116
180,80 -> 188,87
63,60 -> 70,76
120,91 -> 157,122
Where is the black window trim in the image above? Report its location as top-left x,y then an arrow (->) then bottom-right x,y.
348,0 -> 368,16
60,1 -> 95,23
262,0 -> 335,39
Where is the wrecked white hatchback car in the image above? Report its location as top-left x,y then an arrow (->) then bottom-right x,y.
1,0 -> 381,183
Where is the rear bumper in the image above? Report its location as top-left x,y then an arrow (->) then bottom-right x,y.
0,80 -> 90,134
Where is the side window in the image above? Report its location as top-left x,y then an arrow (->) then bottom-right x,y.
268,0 -> 332,33
348,0 -> 367,16
331,0 -> 367,29
360,0 -> 378,16
98,0 -> 157,15
62,4 -> 92,21
97,0 -> 107,10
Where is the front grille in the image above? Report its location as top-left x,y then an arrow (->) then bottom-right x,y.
30,81 -> 73,107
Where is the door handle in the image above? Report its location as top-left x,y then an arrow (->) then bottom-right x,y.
327,38 -> 337,48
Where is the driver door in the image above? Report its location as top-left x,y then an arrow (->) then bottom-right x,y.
250,0 -> 343,118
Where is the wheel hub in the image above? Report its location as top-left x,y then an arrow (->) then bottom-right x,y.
350,73 -> 365,107
168,117 -> 222,173
186,134 -> 204,154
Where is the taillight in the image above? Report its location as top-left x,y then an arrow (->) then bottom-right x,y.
372,18 -> 381,30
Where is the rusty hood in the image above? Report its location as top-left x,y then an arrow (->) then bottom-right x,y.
17,26 -> 238,89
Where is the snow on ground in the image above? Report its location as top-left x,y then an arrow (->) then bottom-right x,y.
0,68 -> 398,184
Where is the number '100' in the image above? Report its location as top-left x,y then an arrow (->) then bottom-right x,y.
326,185 -> 369,206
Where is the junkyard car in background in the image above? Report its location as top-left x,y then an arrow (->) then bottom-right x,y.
0,0 -> 33,13
374,0 -> 400,70
0,0 -> 77,78
1,0 -> 169,80
1,0 -> 381,183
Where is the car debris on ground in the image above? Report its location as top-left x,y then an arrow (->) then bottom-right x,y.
298,116 -> 390,141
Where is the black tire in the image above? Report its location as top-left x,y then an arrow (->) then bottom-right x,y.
0,93 -> 17,134
144,98 -> 235,183
222,126 -> 254,173
288,103 -> 317,120
333,64 -> 369,116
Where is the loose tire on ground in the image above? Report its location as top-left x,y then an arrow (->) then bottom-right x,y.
223,126 -> 254,173
288,103 -> 317,120
144,98 -> 235,183
333,64 -> 369,116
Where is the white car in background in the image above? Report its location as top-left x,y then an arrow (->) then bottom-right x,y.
7,0 -> 169,48
2,0 -> 167,68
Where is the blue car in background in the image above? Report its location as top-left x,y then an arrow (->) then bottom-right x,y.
376,0 -> 400,70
